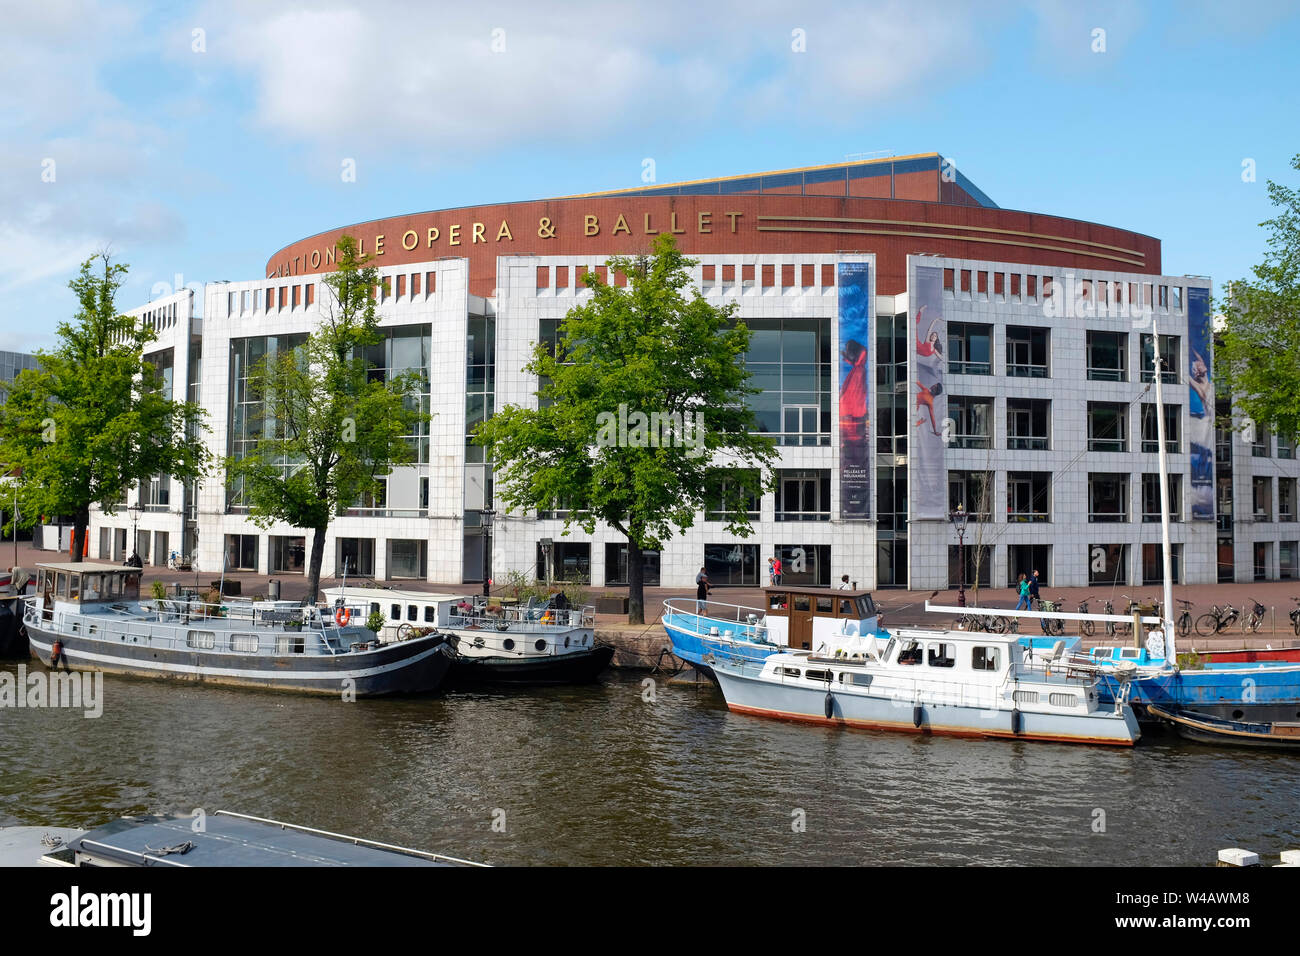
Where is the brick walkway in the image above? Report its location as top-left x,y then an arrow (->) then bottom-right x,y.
12,540 -> 1299,647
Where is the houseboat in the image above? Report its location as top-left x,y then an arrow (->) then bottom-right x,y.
662,585 -> 884,676
23,562 -> 452,696
323,586 -> 614,684
710,626 -> 1140,746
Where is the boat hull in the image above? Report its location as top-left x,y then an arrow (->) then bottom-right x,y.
713,666 -> 1139,746
662,617 -> 780,674
25,625 -> 453,697
1096,665 -> 1300,723
1147,704 -> 1300,750
0,598 -> 27,658
445,640 -> 615,685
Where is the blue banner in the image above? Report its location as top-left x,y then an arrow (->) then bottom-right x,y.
837,262 -> 872,519
1187,286 -> 1214,521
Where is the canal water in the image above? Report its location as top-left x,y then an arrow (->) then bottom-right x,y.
1,664 -> 1296,866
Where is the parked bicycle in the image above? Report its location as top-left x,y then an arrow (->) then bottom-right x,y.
1102,599 -> 1118,638
1195,602 -> 1239,636
1077,596 -> 1097,637
1239,597 -> 1268,634
1175,599 -> 1194,638
1290,597 -> 1300,636
958,610 -> 1003,633
1036,598 -> 1065,637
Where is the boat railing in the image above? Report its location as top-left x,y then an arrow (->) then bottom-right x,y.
22,601 -> 371,657
449,602 -> 595,630
663,597 -> 766,633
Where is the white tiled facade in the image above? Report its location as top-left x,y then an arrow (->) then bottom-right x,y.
87,250 -> 1300,591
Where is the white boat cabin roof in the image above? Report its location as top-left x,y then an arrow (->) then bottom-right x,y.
322,587 -> 465,606
36,561 -> 131,574
34,562 -> 142,604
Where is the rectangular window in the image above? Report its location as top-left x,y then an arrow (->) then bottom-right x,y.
388,539 -> 428,580
1089,474 -> 1129,522
337,538 -> 375,577
1088,402 -> 1128,452
943,268 -> 954,291
761,264 -> 775,288
947,544 -> 992,588
603,543 -> 661,586
1007,472 -> 1051,522
773,544 -> 831,587
742,264 -> 755,287
1142,543 -> 1184,585
1142,473 -> 1183,522
1253,477 -> 1273,521
225,534 -> 258,571
775,469 -> 831,521
1280,478 -> 1296,522
1278,434 -> 1295,459
948,470 -> 993,520
270,535 -> 306,574
1007,398 -> 1050,450
1010,273 -> 1021,299
426,271 -> 436,294
410,273 -> 420,296
1139,334 -> 1179,384
948,322 -> 992,375
948,396 -> 992,449
821,264 -> 834,288
801,264 -> 814,288
1252,423 -> 1271,457
1086,330 -> 1127,381
1089,544 -> 1129,586
1280,541 -> 1298,580
1140,403 -> 1180,454
704,543 -> 759,587
536,266 -> 549,289
705,469 -> 761,521
1007,544 -> 1051,587
1005,326 -> 1049,377
722,264 -> 735,283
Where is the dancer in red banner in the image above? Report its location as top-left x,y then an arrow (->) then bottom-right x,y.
914,306 -> 944,436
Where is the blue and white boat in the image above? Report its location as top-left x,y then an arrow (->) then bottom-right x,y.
663,586 -> 883,675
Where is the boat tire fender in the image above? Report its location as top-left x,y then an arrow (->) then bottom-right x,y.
1011,708 -> 1022,735
912,703 -> 923,728
824,692 -> 834,720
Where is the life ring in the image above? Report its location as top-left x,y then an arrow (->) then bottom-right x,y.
334,607 -> 352,627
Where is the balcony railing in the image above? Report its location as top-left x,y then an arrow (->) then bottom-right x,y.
1006,363 -> 1048,378
1087,439 -> 1126,453
1007,511 -> 1050,523
1088,511 -> 1129,523
774,510 -> 831,522
949,360 -> 991,375
951,434 -> 991,449
1008,436 -> 1048,451
1086,367 -> 1126,382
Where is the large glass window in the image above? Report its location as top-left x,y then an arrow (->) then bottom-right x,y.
1252,423 -> 1271,457
1280,478 -> 1296,522
388,539 -> 428,580
1005,326 -> 1049,377
1086,331 -> 1127,381
337,538 -> 375,577
948,470 -> 993,520
1281,541 -> 1298,580
1088,543 -> 1129,586
1007,545 -> 1051,587
704,543 -> 759,587
1088,402 -> 1128,452
705,469 -> 761,522
774,544 -> 831,587
947,544 -> 993,588
1139,333 -> 1179,384
741,318 -> 831,446
227,334 -> 308,510
604,543 -> 660,586
1141,473 -> 1182,522
949,396 -> 992,449
1007,472 -> 1050,522
1089,473 -> 1129,522
1142,543 -> 1183,585
225,534 -> 259,571
270,535 -> 306,574
948,322 -> 992,375
1140,403 -> 1180,454
1253,477 -> 1273,521
1007,398 -> 1050,450
775,469 -> 831,521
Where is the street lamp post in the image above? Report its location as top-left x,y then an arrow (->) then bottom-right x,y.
480,508 -> 495,599
949,503 -> 969,607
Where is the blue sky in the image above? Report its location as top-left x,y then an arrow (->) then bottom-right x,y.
3,0 -> 1297,352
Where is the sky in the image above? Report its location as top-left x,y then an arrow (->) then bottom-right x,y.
2,0 -> 1297,353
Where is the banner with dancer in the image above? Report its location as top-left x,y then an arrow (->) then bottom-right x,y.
1186,286 -> 1215,521
837,261 -> 872,519
911,265 -> 946,518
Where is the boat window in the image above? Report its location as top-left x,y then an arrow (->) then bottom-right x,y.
804,669 -> 832,682
972,646 -> 1000,671
424,606 -> 436,623
856,596 -> 876,618
391,603 -> 401,620
793,595 -> 810,612
103,574 -> 122,599
1013,690 -> 1039,704
275,634 -> 306,655
82,573 -> 101,601
816,596 -> 833,614
54,571 -> 68,598
123,573 -> 140,601
69,574 -> 81,600
370,602 -> 380,616
186,630 -> 217,650
897,641 -> 923,665
768,593 -> 787,611
230,634 -> 259,653
838,598 -> 855,616
407,604 -> 418,621
927,643 -> 956,668
882,637 -> 897,662
1049,693 -> 1079,708
840,672 -> 873,687
776,666 -> 801,678
1120,648 -> 1142,659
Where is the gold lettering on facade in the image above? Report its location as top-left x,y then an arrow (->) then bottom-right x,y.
325,246 -> 337,266
537,218 -> 556,238
472,222 -> 486,243
612,214 -> 631,236
449,224 -> 461,246
375,235 -> 384,255
643,213 -> 658,235
669,212 -> 685,234
496,220 -> 513,241
698,212 -> 712,233
401,230 -> 418,251
310,250 -> 321,268
584,215 -> 599,236
428,227 -> 440,247
726,212 -> 741,233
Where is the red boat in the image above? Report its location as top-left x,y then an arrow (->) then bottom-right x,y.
1190,646 -> 1300,663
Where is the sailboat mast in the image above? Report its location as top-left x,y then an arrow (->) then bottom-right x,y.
1151,314 -> 1177,660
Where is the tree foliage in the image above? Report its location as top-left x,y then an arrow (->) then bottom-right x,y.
1217,153 -> 1300,440
475,234 -> 777,623
0,252 -> 207,558
225,235 -> 426,603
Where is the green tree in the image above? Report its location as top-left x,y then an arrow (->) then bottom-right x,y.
1217,153 -> 1300,440
226,235 -> 426,604
0,251 -> 208,560
475,234 -> 777,624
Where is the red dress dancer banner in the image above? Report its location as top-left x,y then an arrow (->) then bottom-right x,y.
837,262 -> 872,519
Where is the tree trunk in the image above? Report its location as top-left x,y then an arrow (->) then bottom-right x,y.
72,509 -> 89,564
303,525 -> 328,607
627,537 -> 645,625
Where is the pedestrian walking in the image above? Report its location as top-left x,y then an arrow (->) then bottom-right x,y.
1014,573 -> 1030,611
1029,569 -> 1041,601
696,568 -> 711,612
773,556 -> 783,585
767,557 -> 775,587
